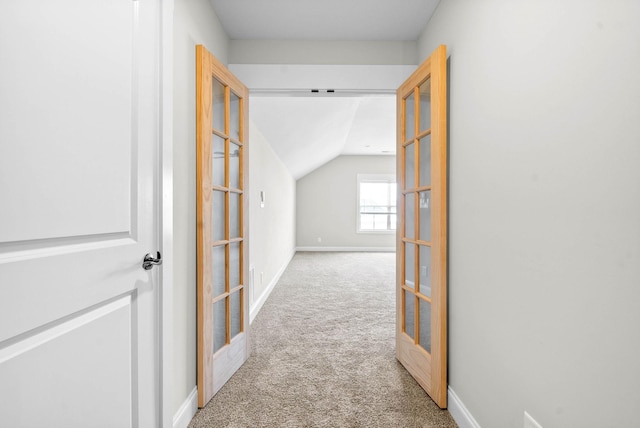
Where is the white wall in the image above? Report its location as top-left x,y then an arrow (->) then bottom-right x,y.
418,1 -> 640,427
297,155 -> 396,250
173,0 -> 229,416
248,121 -> 297,315
230,40 -> 417,65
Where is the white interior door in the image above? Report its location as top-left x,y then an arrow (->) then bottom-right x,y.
0,1 -> 162,427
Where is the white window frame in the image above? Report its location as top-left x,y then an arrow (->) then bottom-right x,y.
356,173 -> 397,234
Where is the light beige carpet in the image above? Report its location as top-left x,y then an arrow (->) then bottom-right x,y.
189,252 -> 457,428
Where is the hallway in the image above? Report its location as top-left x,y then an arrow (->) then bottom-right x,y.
189,252 -> 456,427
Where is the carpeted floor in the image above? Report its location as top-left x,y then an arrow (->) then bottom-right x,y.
189,251 -> 457,428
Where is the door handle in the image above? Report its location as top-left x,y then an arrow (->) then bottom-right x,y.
142,251 -> 162,270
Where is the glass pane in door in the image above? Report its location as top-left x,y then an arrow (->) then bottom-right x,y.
418,297 -> 432,353
230,92 -> 240,140
405,243 -> 415,289
212,78 -> 225,133
212,245 -> 226,297
229,192 -> 240,238
404,143 -> 415,190
404,290 -> 415,339
213,298 -> 227,353
419,77 -> 431,133
230,290 -> 241,339
212,135 -> 225,187
418,135 -> 431,186
229,242 -> 240,289
419,191 -> 431,242
405,92 -> 415,141
405,194 -> 415,239
230,142 -> 240,189
212,190 -> 225,242
419,245 -> 432,298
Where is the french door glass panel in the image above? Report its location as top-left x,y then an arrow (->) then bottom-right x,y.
405,243 -> 415,289
404,143 -> 415,189
230,290 -> 241,339
230,142 -> 240,190
230,192 -> 240,238
212,245 -> 226,297
419,135 -> 431,186
230,92 -> 240,140
418,298 -> 431,353
404,291 -> 415,339
405,93 -> 415,141
419,191 -> 431,242
419,77 -> 431,132
419,245 -> 432,298
212,191 -> 225,242
405,194 -> 415,239
212,135 -> 225,187
212,79 -> 225,133
230,242 -> 240,289
213,299 -> 226,353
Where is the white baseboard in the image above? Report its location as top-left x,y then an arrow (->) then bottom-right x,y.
249,250 -> 295,324
448,387 -> 481,428
296,246 -> 395,252
173,386 -> 198,428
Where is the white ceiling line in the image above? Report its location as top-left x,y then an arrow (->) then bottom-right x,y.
210,0 -> 440,41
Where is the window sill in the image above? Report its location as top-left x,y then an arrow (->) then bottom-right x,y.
356,230 -> 396,235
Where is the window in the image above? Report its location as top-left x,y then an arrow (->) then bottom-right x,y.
357,174 -> 397,232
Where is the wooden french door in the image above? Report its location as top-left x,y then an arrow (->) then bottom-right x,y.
196,45 -> 250,407
396,45 -> 448,409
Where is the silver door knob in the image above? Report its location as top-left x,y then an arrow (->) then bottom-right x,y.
143,251 -> 162,270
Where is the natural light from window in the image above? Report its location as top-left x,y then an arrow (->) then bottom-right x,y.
357,174 -> 396,232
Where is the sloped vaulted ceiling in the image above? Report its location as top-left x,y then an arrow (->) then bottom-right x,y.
250,95 -> 396,179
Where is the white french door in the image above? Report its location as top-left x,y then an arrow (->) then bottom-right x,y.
0,1 -> 162,426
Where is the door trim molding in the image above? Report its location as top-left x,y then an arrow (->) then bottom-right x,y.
172,387 -> 198,428
160,0 -> 175,426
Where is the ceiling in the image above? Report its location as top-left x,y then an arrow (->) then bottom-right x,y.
251,95 -> 396,179
210,0 -> 441,179
210,0 -> 440,41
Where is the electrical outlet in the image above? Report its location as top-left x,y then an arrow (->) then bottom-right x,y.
260,272 -> 264,286
524,411 -> 543,428
317,237 -> 322,243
